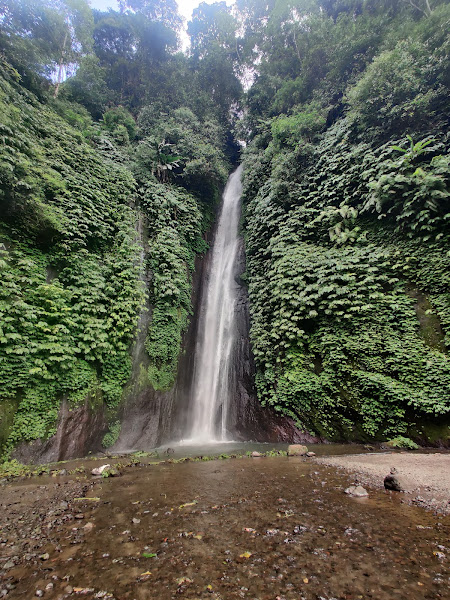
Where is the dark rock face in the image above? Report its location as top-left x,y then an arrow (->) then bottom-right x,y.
12,399 -> 106,464
110,247 -> 207,451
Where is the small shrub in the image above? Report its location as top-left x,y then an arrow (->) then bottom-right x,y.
386,436 -> 419,450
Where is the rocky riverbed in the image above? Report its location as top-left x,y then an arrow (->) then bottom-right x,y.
1,454 -> 449,599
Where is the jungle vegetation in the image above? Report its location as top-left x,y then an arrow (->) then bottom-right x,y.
0,0 -> 449,456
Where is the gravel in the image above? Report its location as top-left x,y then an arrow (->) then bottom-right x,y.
315,452 -> 450,513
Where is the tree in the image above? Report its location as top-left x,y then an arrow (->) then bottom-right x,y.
188,2 -> 243,123
0,0 -> 93,94
53,0 -> 94,97
118,0 -> 182,31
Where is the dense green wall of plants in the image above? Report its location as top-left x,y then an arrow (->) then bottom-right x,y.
0,61 -> 229,457
0,65 -> 144,455
241,1 -> 450,442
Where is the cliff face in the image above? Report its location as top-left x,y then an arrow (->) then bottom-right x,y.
0,69 -> 143,462
110,195 -> 311,453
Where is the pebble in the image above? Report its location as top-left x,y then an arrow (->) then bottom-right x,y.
132,518 -> 141,524
3,561 -> 14,570
35,591 -> 44,597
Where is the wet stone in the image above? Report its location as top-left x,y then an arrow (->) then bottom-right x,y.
287,445 -> 308,456
344,485 -> 369,497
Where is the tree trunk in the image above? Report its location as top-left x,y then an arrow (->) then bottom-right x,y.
54,30 -> 69,98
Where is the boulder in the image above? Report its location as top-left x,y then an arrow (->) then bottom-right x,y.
384,467 -> 404,491
344,485 -> 369,497
287,444 -> 308,456
91,464 -> 111,476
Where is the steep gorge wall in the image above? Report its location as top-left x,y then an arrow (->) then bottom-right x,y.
240,1 -> 450,446
111,196 -> 311,452
0,69 -> 144,462
0,68 -> 306,463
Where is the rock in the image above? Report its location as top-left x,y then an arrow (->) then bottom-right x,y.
58,469 -> 67,476
287,445 -> 308,456
305,451 -> 316,457
384,467 -> 404,492
3,561 -> 14,570
64,586 -> 73,594
35,591 -> 44,598
91,464 -> 111,476
132,518 -> 141,524
344,485 -> 369,497
45,584 -> 54,591
39,553 -> 50,561
59,501 -> 69,510
251,451 -> 262,457
83,522 -> 94,532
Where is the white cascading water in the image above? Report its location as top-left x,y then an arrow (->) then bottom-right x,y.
187,166 -> 243,443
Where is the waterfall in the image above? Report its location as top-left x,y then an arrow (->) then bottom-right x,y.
187,166 -> 243,443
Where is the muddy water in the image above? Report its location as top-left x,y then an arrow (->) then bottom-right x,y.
1,458 -> 449,600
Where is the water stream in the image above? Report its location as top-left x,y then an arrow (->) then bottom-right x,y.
186,166 -> 243,443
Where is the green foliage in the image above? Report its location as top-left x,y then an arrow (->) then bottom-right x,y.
387,436 -> 419,450
135,106 -> 229,204
103,106 -> 136,142
241,0 -> 450,442
346,38 -> 448,136
363,144 -> 449,238
0,0 -> 93,85
141,181 -> 205,390
0,70 -> 144,456
271,103 -> 326,148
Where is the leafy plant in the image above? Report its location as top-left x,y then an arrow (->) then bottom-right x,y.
386,436 -> 420,450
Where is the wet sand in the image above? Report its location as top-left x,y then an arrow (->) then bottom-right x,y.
315,453 -> 450,514
1,456 -> 449,599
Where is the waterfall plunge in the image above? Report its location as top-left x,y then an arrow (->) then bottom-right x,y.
187,166 -> 243,443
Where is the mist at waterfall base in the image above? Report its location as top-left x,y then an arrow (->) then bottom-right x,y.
179,166 -> 243,446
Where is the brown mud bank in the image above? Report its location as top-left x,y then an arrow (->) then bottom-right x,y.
315,452 -> 450,515
1,456 -> 449,600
